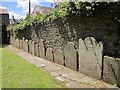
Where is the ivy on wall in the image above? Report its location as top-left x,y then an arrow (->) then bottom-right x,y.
7,1 -> 120,32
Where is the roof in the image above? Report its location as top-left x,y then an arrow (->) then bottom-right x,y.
31,5 -> 53,15
9,19 -> 23,25
0,8 -> 9,14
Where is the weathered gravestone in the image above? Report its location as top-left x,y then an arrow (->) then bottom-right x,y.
19,39 -> 22,50
39,39 -> 45,58
34,43 -> 39,57
25,39 -> 28,52
64,42 -> 77,71
79,37 -> 103,79
31,41 -> 35,55
22,37 -> 25,51
15,39 -> 17,47
17,38 -> 20,48
46,48 -> 53,61
28,40 -> 32,54
103,56 -> 120,87
54,49 -> 64,65
16,39 -> 19,48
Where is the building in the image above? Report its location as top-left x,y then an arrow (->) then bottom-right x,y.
0,7 -> 9,44
31,5 -> 53,15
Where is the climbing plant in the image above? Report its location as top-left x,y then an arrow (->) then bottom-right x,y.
8,1 -> 120,32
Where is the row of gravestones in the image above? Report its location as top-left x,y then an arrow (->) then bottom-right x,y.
10,37 -> 120,87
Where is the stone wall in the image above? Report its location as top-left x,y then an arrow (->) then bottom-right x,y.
11,3 -> 120,58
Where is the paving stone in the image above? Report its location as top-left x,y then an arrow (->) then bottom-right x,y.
66,81 -> 95,88
54,49 -> 64,65
64,42 -> 77,71
55,76 -> 70,83
103,56 -> 120,87
46,47 -> 53,62
39,39 -> 45,58
50,72 -> 59,77
79,37 -> 103,79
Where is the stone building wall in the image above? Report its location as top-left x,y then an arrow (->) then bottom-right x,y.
11,3 -> 120,58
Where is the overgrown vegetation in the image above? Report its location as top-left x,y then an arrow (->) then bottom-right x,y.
8,1 -> 120,32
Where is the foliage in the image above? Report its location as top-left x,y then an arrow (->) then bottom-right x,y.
8,1 -> 120,32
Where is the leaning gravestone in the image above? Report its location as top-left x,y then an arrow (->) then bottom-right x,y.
64,42 -> 77,71
39,39 -> 45,58
46,48 -> 53,62
54,49 -> 64,65
79,37 -> 103,79
103,56 -> 120,87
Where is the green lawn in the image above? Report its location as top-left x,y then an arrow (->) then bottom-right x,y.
2,47 -> 65,88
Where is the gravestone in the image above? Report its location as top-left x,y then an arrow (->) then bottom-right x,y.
22,37 -> 25,51
39,39 -> 45,58
64,42 -> 77,71
19,39 -> 22,50
28,40 -> 32,54
17,38 -> 20,48
31,41 -> 35,55
103,56 -> 120,87
79,37 -> 103,79
46,48 -> 53,62
15,39 -> 17,47
54,49 -> 64,65
25,39 -> 28,52
34,43 -> 39,57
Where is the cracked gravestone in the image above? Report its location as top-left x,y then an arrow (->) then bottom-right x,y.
54,49 -> 64,65
39,39 -> 45,58
103,56 -> 120,87
79,37 -> 103,79
46,47 -> 53,62
64,42 -> 77,71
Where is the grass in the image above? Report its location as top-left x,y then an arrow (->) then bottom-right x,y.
2,47 -> 65,88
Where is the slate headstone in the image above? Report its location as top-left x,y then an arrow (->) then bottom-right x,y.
64,42 -> 77,71
79,37 -> 103,79
39,39 -> 45,58
54,49 -> 64,65
103,56 -> 120,87
46,48 -> 53,62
